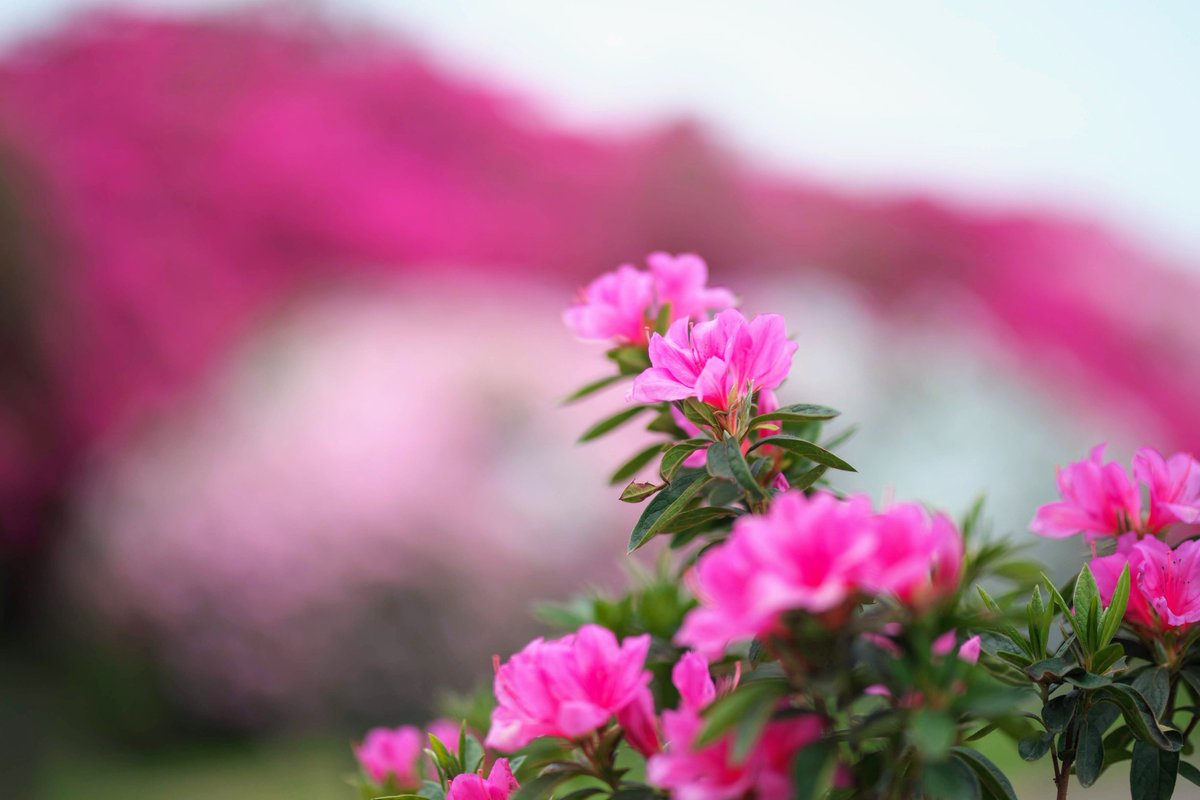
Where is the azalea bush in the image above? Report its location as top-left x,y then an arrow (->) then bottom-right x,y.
348,254 -> 1200,800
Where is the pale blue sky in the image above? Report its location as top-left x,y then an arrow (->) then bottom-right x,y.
5,1 -> 1197,261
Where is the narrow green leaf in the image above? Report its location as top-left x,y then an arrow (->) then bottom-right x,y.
790,740 -> 835,800
748,435 -> 856,471
706,434 -> 766,499
951,747 -> 1018,800
1099,563 -> 1131,648
609,442 -> 666,484
1073,565 -> 1099,653
696,679 -> 788,748
620,481 -> 663,503
657,506 -> 738,534
561,374 -> 624,404
660,438 -> 711,481
426,733 -> 461,779
578,405 -> 652,443
511,771 -> 577,800
628,471 -> 710,553
1179,761 -> 1200,787
749,403 -> 840,427
1091,642 -> 1126,675
681,398 -> 719,430
789,464 -> 828,491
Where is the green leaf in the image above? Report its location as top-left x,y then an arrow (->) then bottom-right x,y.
951,747 -> 1018,800
660,439 -> 711,481
1063,671 -> 1111,690
1093,684 -> 1180,751
922,758 -> 981,800
426,733 -> 461,779
1179,761 -> 1200,787
561,374 -> 624,404
696,679 -> 788,748
909,709 -> 957,761
461,732 -> 484,776
1131,739 -> 1180,800
680,398 -> 719,430
609,442 -> 667,484
747,435 -> 856,471
620,481 -> 663,503
1018,732 -> 1053,762
749,403 -> 840,427
1076,712 -> 1105,787
628,471 -> 710,553
1073,565 -> 1100,653
1091,642 -> 1125,675
790,740 -> 836,800
606,345 -> 651,375
1099,563 -> 1131,648
511,770 -> 577,800
706,434 -> 766,499
1134,667 -> 1171,719
659,506 -> 738,534
578,405 -> 652,443
788,464 -> 828,491
1043,692 -> 1079,733
1026,656 -> 1076,683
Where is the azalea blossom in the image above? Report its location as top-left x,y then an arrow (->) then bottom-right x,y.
647,653 -> 822,800
630,310 -> 797,412
355,725 -> 423,786
1133,448 -> 1200,532
863,502 -> 963,607
563,253 -> 734,344
676,492 -> 877,658
446,759 -> 520,800
486,624 -> 655,752
1031,445 -> 1200,541
1091,535 -> 1200,633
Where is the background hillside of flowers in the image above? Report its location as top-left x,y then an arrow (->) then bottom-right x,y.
0,4 -> 1197,799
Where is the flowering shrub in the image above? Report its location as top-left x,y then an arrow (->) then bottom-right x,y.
351,254 -> 1200,800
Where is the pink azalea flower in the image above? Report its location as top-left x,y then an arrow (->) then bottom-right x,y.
646,252 -> 736,322
486,624 -> 655,752
676,492 -> 877,658
630,310 -> 797,412
446,759 -> 519,800
355,725 -> 423,786
647,653 -> 822,800
1133,448 -> 1200,532
1092,535 -> 1200,633
563,265 -> 655,344
1029,445 -> 1142,540
563,253 -> 734,345
863,502 -> 963,606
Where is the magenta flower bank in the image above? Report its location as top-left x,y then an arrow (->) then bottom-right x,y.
350,255 -> 1200,800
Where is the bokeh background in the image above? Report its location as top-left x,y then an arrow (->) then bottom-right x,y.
1,3 -> 1197,798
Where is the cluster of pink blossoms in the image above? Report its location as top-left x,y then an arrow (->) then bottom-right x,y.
563,253 -> 735,345
631,310 -> 797,413
1031,445 -> 1200,636
677,492 -> 964,658
1030,445 -> 1200,541
486,632 -> 822,800
445,759 -> 520,800
646,653 -> 823,800
485,624 -> 659,755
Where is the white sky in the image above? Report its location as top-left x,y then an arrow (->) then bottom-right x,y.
5,1 -> 1198,261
